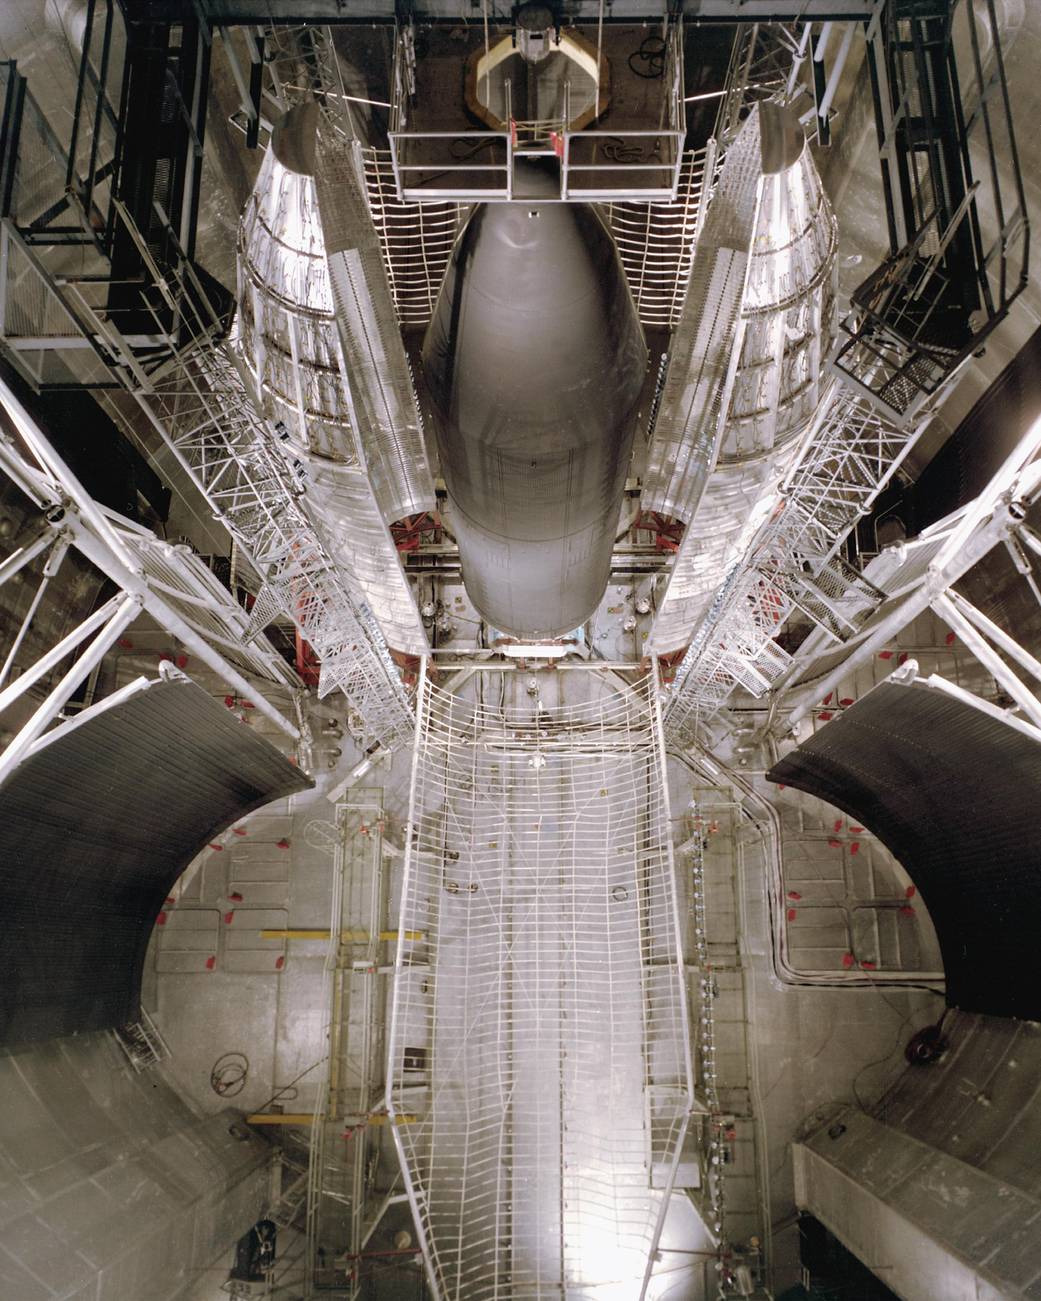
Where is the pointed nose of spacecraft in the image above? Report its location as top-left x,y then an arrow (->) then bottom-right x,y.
423,172 -> 646,639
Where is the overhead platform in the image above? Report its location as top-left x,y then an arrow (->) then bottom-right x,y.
0,672 -> 312,1050
767,665 -> 1041,1020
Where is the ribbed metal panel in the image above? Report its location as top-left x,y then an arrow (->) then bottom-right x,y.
641,119 -> 762,521
233,144 -> 427,655
314,126 -> 436,525
768,668 -> 1041,1019
650,102 -> 836,655
0,674 -> 312,1049
236,147 -> 357,464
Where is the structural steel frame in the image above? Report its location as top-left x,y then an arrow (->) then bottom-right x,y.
0,373 -> 303,789
663,378 -> 925,743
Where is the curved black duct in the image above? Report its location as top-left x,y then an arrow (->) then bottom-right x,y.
0,674 -> 312,1050
908,323 -> 1041,534
767,668 -> 1041,1019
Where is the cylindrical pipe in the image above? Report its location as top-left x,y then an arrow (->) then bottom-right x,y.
423,177 -> 646,638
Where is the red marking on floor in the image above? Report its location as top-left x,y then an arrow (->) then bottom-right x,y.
156,911 -> 167,926
787,908 -> 797,922
223,911 -> 235,925
233,827 -> 247,837
275,956 -> 285,971
787,890 -> 802,901
842,953 -> 855,969
277,838 -> 291,849
828,838 -> 842,848
906,884 -> 917,898
945,631 -> 956,645
840,697 -> 855,706
860,960 -> 877,970
878,650 -> 893,660
117,638 -> 133,650
228,891 -> 243,902
851,842 -> 860,855
175,655 -> 189,669
833,819 -> 843,832
818,711 -> 833,721
205,955 -> 216,970
900,905 -> 916,917
209,842 -> 224,851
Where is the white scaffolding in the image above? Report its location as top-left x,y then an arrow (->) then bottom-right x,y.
662,379 -> 933,744
0,374 -> 302,785
387,665 -> 693,1300
133,337 -> 415,748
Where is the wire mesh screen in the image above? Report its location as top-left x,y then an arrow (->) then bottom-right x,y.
388,666 -> 693,1300
606,147 -> 713,331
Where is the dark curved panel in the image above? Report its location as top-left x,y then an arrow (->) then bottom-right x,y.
0,675 -> 312,1050
767,672 -> 1041,1018
909,323 -> 1041,534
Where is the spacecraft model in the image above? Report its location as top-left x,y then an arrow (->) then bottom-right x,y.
422,167 -> 647,639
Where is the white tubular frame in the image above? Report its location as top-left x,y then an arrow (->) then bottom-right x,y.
0,382 -> 302,755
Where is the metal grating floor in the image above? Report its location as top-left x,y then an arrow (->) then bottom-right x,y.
387,667 -> 693,1300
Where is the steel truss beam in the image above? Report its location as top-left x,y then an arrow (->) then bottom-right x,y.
663,380 -> 925,744
777,413 -> 1041,730
131,341 -> 415,747
0,377 -> 303,773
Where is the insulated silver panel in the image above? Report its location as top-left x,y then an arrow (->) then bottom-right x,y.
650,103 -> 836,654
641,115 -> 763,522
315,127 -> 436,524
233,142 -> 427,654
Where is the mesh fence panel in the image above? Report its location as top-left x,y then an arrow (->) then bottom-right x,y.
388,668 -> 693,1301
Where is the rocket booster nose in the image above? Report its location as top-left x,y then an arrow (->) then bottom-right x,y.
423,196 -> 646,639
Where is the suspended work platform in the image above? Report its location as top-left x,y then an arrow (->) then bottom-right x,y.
387,665 -> 694,1299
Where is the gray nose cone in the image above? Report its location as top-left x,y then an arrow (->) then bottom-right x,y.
423,181 -> 646,638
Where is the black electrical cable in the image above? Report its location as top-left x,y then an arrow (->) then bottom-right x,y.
602,136 -> 647,163
210,1051 -> 250,1098
628,34 -> 666,79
